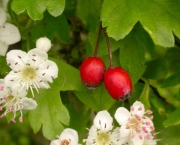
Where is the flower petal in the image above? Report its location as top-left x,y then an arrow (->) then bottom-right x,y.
85,125 -> 98,145
4,70 -> 21,88
0,79 -> 10,97
27,48 -> 48,66
0,23 -> 20,45
1,0 -> 9,11
0,40 -> 8,56
6,49 -> 27,70
36,37 -> 51,52
93,110 -> 113,131
21,97 -> 38,110
38,60 -> 58,82
131,134 -> 144,145
0,8 -> 6,26
11,83 -> 28,98
131,101 -> 145,116
119,125 -> 130,138
110,127 -> 121,145
115,107 -> 130,125
50,139 -> 60,145
60,128 -> 79,145
38,81 -> 50,89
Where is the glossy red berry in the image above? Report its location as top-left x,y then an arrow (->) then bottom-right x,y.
80,57 -> 106,89
104,67 -> 132,100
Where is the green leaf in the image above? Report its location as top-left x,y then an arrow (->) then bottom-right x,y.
139,80 -> 151,110
29,79 -> 69,139
163,107 -> 180,127
11,0 -> 65,20
64,0 -> 77,17
31,13 -> 69,43
101,0 -> 180,47
76,0 -> 102,30
150,89 -> 169,117
143,58 -> 168,80
102,49 -> 120,68
75,84 -> 115,111
152,107 -> 180,145
129,82 -> 144,105
119,23 -> 154,85
161,73 -> 180,88
0,56 -> 10,78
165,47 -> 180,73
87,29 -> 120,56
50,58 -> 85,91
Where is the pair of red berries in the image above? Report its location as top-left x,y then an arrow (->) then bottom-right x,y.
80,56 -> 132,101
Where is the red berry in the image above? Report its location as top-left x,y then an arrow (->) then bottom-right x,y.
104,67 -> 132,100
80,57 -> 106,89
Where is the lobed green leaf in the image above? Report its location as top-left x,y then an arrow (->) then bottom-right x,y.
119,23 -> 154,85
101,0 -> 180,47
11,0 -> 65,20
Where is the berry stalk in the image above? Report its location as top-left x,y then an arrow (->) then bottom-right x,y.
93,22 -> 102,57
102,27 -> 113,68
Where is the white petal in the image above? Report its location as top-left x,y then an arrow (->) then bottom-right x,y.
6,49 -> 27,70
60,128 -> 79,145
4,71 -> 21,88
38,80 -> 50,89
11,84 -> 27,98
0,8 -> 6,26
27,48 -> 48,66
36,37 -> 51,52
93,110 -> 113,131
110,127 -> 121,145
115,107 -> 130,125
131,134 -> 144,145
1,0 -> 9,11
38,60 -> 58,82
0,79 -> 10,97
131,101 -> 145,116
21,97 -> 37,110
119,125 -> 130,138
85,125 -> 98,145
0,40 -> 8,56
0,23 -> 21,45
50,139 -> 60,145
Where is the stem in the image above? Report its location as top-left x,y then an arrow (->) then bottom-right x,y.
93,22 -> 102,57
102,27 -> 113,68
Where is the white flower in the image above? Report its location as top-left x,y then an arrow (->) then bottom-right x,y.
0,7 -> 7,26
50,128 -> 79,145
114,101 -> 155,145
85,110 -> 121,145
0,8 -> 21,56
0,79 -> 37,122
36,37 -> 51,52
126,133 -> 158,145
0,0 -> 9,11
4,48 -> 58,97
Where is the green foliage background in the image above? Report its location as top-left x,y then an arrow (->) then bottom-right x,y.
1,0 -> 180,144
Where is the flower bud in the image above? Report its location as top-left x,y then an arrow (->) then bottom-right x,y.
36,37 -> 51,52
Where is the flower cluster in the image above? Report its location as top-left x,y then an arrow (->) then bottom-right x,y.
52,101 -> 159,145
0,37 -> 58,122
84,101 -> 158,145
0,2 -> 21,56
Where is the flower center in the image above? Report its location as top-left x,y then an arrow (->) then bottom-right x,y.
21,66 -> 37,81
96,132 -> 110,145
129,117 -> 140,129
60,139 -> 70,145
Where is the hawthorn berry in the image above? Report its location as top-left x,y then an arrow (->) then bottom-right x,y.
80,57 -> 105,89
104,67 -> 132,100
